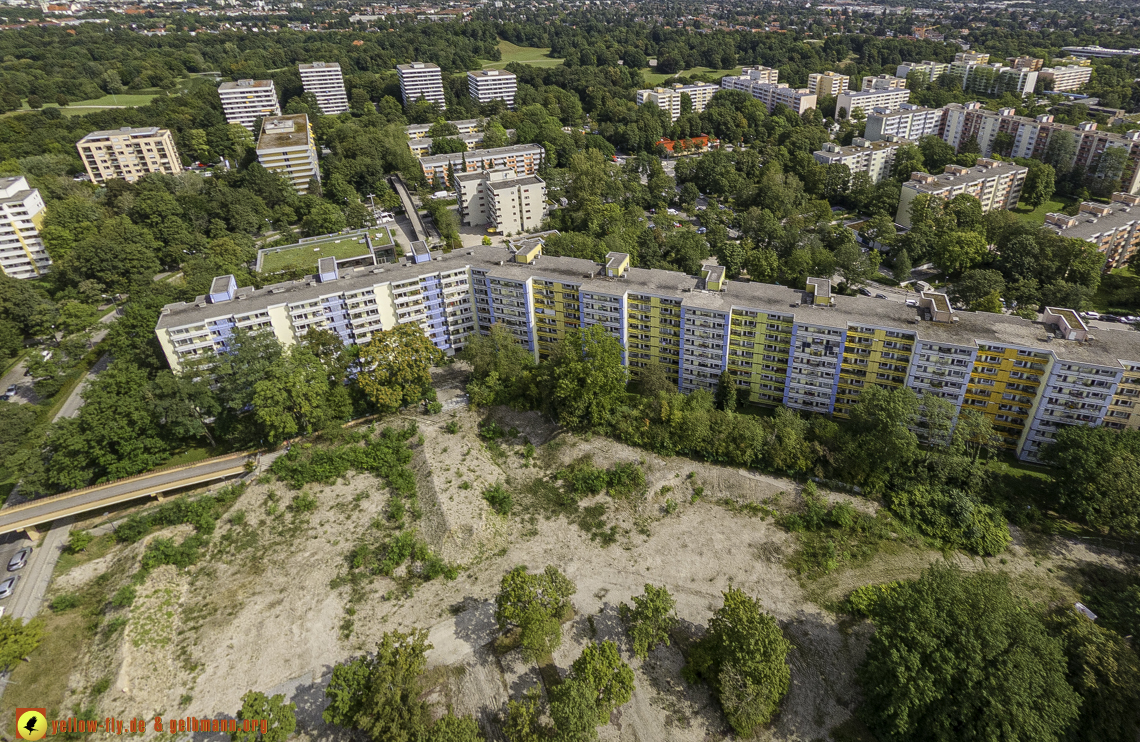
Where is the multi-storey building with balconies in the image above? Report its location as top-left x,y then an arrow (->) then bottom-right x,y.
813,136 -> 910,184
158,246 -> 1140,462
864,104 -> 944,142
808,71 -> 850,98
1039,65 -> 1094,92
1043,193 -> 1140,269
454,168 -> 546,235
255,115 -> 320,194
719,68 -> 816,115
218,79 -> 281,131
468,69 -> 518,109
419,144 -> 545,185
299,62 -> 349,115
837,87 -> 911,120
861,75 -> 908,91
76,126 -> 182,184
897,159 -> 1028,227
397,62 -> 446,108
636,82 -> 720,122
0,176 -> 49,280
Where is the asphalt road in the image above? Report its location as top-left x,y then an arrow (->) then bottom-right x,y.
52,353 -> 111,422
0,455 -> 252,537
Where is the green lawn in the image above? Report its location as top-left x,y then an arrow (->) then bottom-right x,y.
642,65 -> 744,86
1010,196 -> 1077,225
258,229 -> 394,273
482,39 -> 564,69
1090,265 -> 1140,314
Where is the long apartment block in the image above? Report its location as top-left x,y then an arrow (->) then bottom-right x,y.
0,176 -> 49,279
299,62 -> 349,115
636,82 -> 720,122
419,144 -> 545,185
1039,65 -> 1093,92
897,158 -> 1027,227
719,68 -> 817,115
76,126 -> 182,184
863,103 -> 944,142
813,136 -> 910,184
156,244 -> 1140,463
218,79 -> 281,131
939,103 -> 1140,193
837,87 -> 911,120
1044,193 -> 1140,269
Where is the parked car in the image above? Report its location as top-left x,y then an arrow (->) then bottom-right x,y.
905,299 -> 920,307
875,293 -> 888,300
696,227 -> 707,234
1081,311 -> 1100,319
7,547 -> 30,572
859,287 -> 873,296
1125,316 -> 1140,324
0,575 -> 18,599
0,395 -> 9,402
5,385 -> 14,395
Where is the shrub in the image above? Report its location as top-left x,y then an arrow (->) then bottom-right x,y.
111,585 -> 137,608
50,594 -> 81,612
426,401 -> 443,414
289,492 -> 319,514
483,483 -> 513,515
270,425 -> 418,491
606,462 -> 646,498
444,420 -> 460,434
664,498 -> 678,515
67,530 -> 93,554
887,484 -> 1010,555
844,581 -> 901,617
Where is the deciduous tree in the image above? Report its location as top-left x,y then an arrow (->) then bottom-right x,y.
620,584 -> 677,659
232,691 -> 296,742
357,324 -> 443,415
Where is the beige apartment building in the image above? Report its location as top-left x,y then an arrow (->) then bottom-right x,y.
720,68 -> 816,114
218,79 -> 281,131
837,87 -> 911,119
0,176 -> 49,279
1045,193 -> 1140,269
864,103 -> 944,141
636,82 -> 719,121
861,74 -> 908,91
897,158 -> 1027,227
1039,65 -> 1094,92
419,143 -> 545,185
807,71 -> 850,98
255,115 -> 320,194
77,126 -> 182,184
813,136 -> 910,184
454,167 -> 546,235
1006,56 -> 1044,71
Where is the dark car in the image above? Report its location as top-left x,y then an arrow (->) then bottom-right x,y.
7,547 -> 31,572
0,575 -> 18,599
859,287 -> 873,296
875,293 -> 888,299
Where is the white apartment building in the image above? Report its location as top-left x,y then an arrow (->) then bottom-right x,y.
952,61 -> 1038,97
218,79 -> 282,131
0,176 -> 49,280
467,69 -> 517,108
454,167 -> 546,234
1044,193 -> 1140,269
1039,65 -> 1093,92
419,143 -> 545,185
636,82 -> 719,122
397,62 -> 446,108
836,87 -> 911,119
896,60 -> 950,82
864,104 -> 944,142
720,68 -> 816,114
299,62 -> 349,115
405,119 -> 482,139
255,115 -> 320,194
76,126 -> 183,184
813,136 -> 910,184
896,158 -> 1028,227
807,71 -> 849,98
861,74 -> 908,91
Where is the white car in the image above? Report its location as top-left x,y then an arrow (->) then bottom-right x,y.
1125,316 -> 1140,324
905,299 -> 919,307
1081,311 -> 1100,319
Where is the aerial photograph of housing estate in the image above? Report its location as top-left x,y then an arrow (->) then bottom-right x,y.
0,0 -> 1138,739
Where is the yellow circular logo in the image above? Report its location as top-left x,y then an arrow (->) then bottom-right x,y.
16,709 -> 47,741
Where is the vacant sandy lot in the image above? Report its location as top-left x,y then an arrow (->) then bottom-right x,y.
38,397 -> 1138,742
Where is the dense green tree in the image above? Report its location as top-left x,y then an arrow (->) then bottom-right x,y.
684,587 -> 791,738
858,566 -> 1080,742
567,641 -> 635,724
231,691 -> 297,742
1044,426 -> 1140,537
950,269 -> 1005,308
356,324 -> 443,415
543,325 -> 628,431
0,615 -> 44,671
301,202 -> 347,237
494,565 -> 576,662
1021,160 -> 1057,208
620,584 -> 678,659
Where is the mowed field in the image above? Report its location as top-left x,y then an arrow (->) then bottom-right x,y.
641,65 -> 744,86
481,39 -> 564,69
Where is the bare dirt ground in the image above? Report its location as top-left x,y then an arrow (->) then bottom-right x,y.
33,384 -> 1140,742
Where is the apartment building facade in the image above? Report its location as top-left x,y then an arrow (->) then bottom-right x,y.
938,103 -> 1140,194
298,62 -> 349,115
1044,192 -> 1140,269
255,115 -> 320,194
896,158 -> 1027,227
419,144 -> 545,185
397,62 -> 446,108
467,69 -> 517,108
76,126 -> 183,184
218,79 -> 281,131
807,71 -> 850,98
863,104 -> 944,142
861,74 -> 908,91
895,60 -> 950,83
836,87 -> 911,119
636,82 -> 719,121
720,68 -> 816,114
156,246 -> 1140,462
0,176 -> 49,280
1006,56 -> 1044,71
405,119 -> 483,140
813,136 -> 909,183
1039,65 -> 1094,92
454,168 -> 546,234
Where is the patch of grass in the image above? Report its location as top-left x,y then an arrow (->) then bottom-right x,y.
483,39 -> 564,69
162,445 -> 220,467
53,532 -> 116,576
0,620 -> 86,735
1011,195 -> 1077,226
782,488 -> 911,580
641,65 -> 744,86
